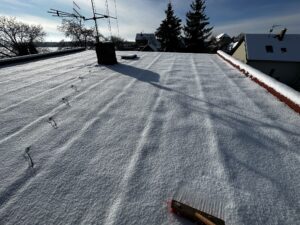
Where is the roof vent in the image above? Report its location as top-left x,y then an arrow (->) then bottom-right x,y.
274,28 -> 287,41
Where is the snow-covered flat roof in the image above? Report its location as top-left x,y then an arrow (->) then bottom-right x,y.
245,33 -> 300,62
0,51 -> 299,225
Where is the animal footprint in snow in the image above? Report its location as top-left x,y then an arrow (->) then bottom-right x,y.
71,85 -> 79,92
24,146 -> 34,168
78,76 -> 85,81
48,117 -> 58,129
62,97 -> 70,106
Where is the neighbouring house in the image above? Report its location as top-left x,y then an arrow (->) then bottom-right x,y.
215,33 -> 232,53
228,33 -> 245,54
119,41 -> 137,51
228,41 -> 240,54
232,30 -> 300,90
135,33 -> 161,51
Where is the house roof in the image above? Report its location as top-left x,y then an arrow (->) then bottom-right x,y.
135,33 -> 161,51
228,41 -> 240,53
216,33 -> 231,41
245,33 -> 300,62
135,33 -> 155,40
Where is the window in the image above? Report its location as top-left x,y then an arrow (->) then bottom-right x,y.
281,48 -> 287,53
265,45 -> 273,53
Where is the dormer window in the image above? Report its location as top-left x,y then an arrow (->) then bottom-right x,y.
265,45 -> 273,53
281,48 -> 287,53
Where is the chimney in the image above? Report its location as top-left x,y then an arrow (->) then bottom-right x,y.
275,28 -> 287,41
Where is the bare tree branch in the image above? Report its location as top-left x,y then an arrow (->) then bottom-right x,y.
0,40 -> 18,55
0,16 -> 46,57
58,19 -> 95,47
0,50 -> 13,58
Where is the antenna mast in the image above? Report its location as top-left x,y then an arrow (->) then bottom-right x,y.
48,0 -> 116,43
114,0 -> 120,37
90,0 -> 100,43
105,0 -> 112,38
48,0 -> 119,65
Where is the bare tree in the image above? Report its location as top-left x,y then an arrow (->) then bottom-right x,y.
58,19 -> 96,48
0,16 -> 46,57
109,35 -> 126,50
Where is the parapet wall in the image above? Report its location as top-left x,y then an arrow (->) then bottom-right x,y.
0,48 -> 86,67
217,50 -> 300,115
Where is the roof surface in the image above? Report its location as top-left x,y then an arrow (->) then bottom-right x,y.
0,51 -> 299,225
245,33 -> 300,62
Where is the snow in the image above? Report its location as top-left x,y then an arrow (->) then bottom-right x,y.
216,33 -> 231,41
218,50 -> 300,107
244,34 -> 300,62
228,41 -> 240,52
0,51 -> 299,225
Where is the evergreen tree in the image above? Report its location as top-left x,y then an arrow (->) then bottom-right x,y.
184,0 -> 213,53
155,2 -> 182,52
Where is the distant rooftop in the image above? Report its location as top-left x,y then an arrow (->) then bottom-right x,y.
245,33 -> 300,62
135,33 -> 161,51
216,33 -> 231,41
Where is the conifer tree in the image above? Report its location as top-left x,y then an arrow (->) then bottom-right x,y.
184,0 -> 213,53
155,2 -> 182,52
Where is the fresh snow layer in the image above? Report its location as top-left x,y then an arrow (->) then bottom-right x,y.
218,50 -> 300,107
0,51 -> 299,225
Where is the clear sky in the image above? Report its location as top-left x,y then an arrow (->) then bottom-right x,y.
0,0 -> 299,41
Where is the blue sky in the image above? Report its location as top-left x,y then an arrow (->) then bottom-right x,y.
0,0 -> 299,41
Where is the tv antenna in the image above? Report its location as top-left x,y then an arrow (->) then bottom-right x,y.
113,0 -> 120,37
268,24 -> 282,37
48,0 -> 117,43
105,0 -> 112,37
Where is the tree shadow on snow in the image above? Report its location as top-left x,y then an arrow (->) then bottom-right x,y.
105,62 -> 300,140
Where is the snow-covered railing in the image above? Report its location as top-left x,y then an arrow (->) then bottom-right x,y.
217,50 -> 300,115
0,47 -> 86,66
